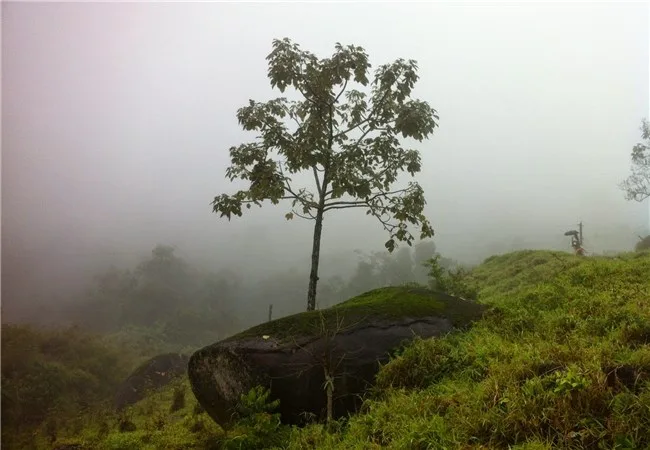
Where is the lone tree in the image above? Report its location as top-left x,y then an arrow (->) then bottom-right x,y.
620,118 -> 650,202
211,38 -> 438,311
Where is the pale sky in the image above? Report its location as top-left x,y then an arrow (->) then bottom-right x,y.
2,1 -> 649,307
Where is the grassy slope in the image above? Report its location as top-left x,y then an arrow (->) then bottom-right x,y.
19,250 -> 650,449
1,326 -> 136,450
51,377 -> 225,450
0,325 -> 209,450
286,250 -> 650,449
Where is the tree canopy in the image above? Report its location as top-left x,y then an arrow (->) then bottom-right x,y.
212,38 -> 439,310
620,118 -> 650,202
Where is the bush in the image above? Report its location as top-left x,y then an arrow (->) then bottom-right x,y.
425,255 -> 478,299
1,325 -> 134,449
635,235 -> 650,252
222,386 -> 290,450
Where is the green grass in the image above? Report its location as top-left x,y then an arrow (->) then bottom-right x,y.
224,286 -> 486,343
7,249 -> 649,449
284,250 -> 650,449
45,377 -> 225,450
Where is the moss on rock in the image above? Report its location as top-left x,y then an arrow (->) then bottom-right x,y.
223,286 -> 485,344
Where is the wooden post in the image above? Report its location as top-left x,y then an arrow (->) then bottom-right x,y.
268,304 -> 273,322
578,221 -> 583,246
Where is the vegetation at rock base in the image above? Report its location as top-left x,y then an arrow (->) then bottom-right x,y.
4,249 -> 648,449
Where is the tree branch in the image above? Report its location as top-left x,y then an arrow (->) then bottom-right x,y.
312,166 -> 323,197
241,196 -> 298,205
284,182 -> 317,209
292,208 -> 316,220
369,208 -> 399,234
322,203 -> 369,212
290,59 -> 322,106
334,78 -> 348,103
323,188 -> 409,211
352,125 -> 374,149
279,164 -> 318,209
333,90 -> 391,139
298,61 -> 325,104
285,104 -> 304,130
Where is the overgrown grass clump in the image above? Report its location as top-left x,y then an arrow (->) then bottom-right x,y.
285,250 -> 650,449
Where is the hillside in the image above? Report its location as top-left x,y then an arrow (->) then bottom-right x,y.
4,250 -> 649,449
286,250 -> 650,449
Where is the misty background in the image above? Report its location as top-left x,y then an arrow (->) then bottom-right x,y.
2,2 -> 649,325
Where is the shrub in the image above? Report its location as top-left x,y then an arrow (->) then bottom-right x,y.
222,386 -> 290,450
425,255 -> 478,299
635,234 -> 650,252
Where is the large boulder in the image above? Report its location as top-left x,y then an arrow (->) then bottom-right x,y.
114,353 -> 189,410
188,287 -> 486,427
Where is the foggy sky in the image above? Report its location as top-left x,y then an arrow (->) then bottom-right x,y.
2,2 -> 649,313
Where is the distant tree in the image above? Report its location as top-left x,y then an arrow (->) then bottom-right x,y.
211,38 -> 439,311
344,247 -> 416,297
412,240 -> 437,282
620,118 -> 650,202
345,259 -> 378,298
65,244 -> 239,345
121,245 -> 194,325
377,246 -> 415,286
70,267 -> 137,332
318,275 -> 346,309
135,245 -> 193,291
635,235 -> 650,252
197,269 -> 241,314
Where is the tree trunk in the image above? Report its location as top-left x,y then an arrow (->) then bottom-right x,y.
325,371 -> 333,429
307,206 -> 325,311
